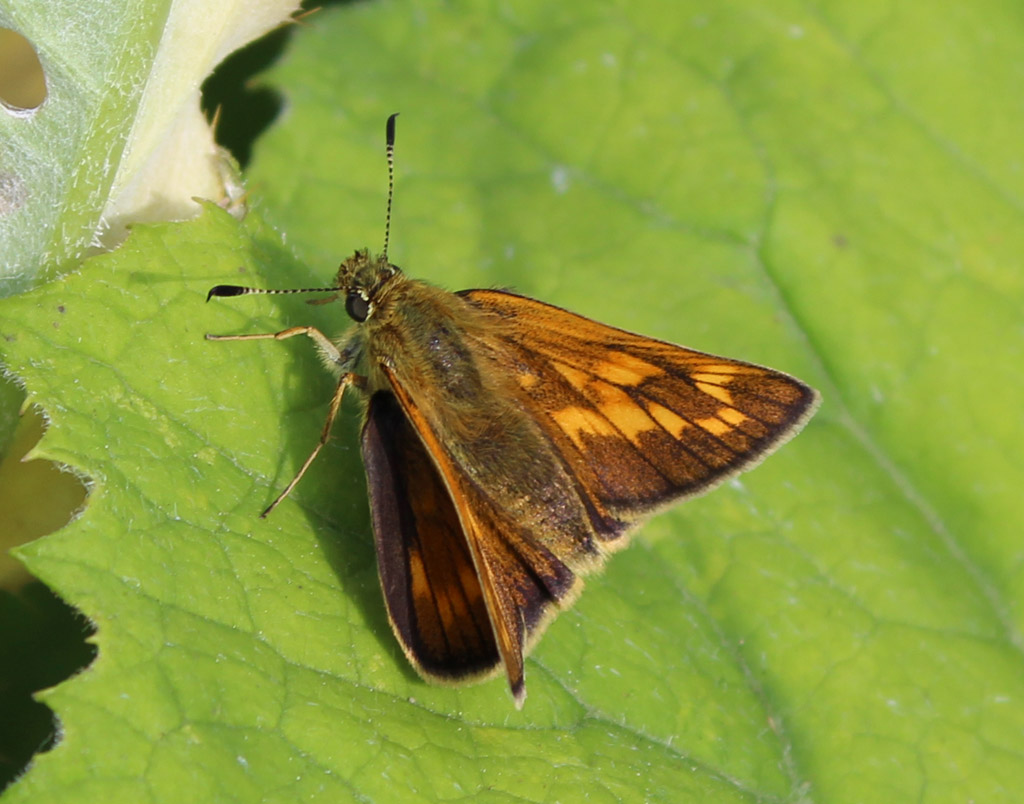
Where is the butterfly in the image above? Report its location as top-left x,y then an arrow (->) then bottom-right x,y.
207,114 -> 819,707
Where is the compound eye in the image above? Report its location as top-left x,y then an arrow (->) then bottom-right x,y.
345,292 -> 370,322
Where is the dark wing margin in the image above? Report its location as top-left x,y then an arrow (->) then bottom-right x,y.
459,289 -> 820,530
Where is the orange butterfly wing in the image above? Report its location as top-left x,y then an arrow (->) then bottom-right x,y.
458,289 -> 820,540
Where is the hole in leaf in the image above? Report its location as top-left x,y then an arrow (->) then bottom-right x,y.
0,408 -> 89,572
0,28 -> 47,114
0,401 -> 94,792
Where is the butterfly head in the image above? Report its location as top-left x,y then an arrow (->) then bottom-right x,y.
336,249 -> 404,323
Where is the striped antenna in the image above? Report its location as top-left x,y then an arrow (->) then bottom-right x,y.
206,284 -> 340,302
383,112 -> 399,260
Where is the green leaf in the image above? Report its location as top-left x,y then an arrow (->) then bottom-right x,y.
0,0 -> 298,295
2,1 -> 1023,801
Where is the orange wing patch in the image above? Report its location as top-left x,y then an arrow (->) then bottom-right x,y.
719,407 -> 748,426
590,353 -> 664,386
644,400 -> 691,439
551,359 -> 665,446
550,405 -> 620,449
694,381 -> 733,405
589,379 -> 662,444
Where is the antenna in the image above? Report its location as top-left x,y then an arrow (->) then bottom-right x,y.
206,284 -> 339,302
207,114 -> 402,302
383,112 -> 399,260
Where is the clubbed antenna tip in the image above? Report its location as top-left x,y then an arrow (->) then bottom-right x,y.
383,112 -> 399,259
207,284 -> 251,301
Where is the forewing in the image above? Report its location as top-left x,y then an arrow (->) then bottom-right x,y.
460,289 -> 820,532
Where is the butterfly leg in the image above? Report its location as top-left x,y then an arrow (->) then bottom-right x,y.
259,370 -> 365,518
206,326 -> 366,517
206,325 -> 346,365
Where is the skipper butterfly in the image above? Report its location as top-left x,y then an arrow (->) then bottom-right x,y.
207,115 -> 819,707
